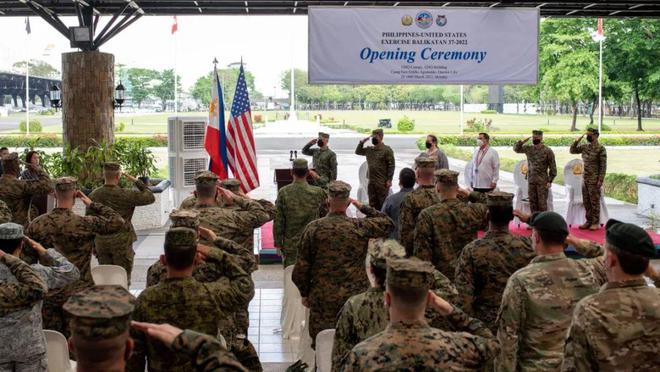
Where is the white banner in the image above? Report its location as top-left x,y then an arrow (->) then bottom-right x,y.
309,7 -> 539,84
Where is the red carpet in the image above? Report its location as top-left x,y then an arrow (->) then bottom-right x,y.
261,221 -> 275,249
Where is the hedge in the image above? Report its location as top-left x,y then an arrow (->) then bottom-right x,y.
417,141 -> 639,204
0,135 -> 169,148
429,135 -> 660,147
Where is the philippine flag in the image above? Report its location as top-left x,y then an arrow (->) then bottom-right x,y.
204,67 -> 229,179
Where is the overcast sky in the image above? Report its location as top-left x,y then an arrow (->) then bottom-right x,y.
0,15 -> 308,97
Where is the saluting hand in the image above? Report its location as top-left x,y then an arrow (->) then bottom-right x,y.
198,226 -> 218,242
23,236 -> 47,256
307,138 -> 318,146
428,292 -> 454,316
75,190 -> 93,206
349,198 -> 363,210
122,172 -> 137,182
513,209 -> 530,223
131,322 -> 184,347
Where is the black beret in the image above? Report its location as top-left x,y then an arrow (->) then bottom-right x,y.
529,211 -> 568,236
605,219 -> 655,257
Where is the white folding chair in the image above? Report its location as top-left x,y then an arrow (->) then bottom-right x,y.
280,265 -> 306,340
513,160 -> 530,226
315,329 -> 336,372
91,265 -> 128,289
44,330 -> 76,372
357,161 -> 369,204
564,159 -> 587,227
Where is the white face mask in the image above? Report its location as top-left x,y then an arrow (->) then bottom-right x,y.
477,139 -> 484,147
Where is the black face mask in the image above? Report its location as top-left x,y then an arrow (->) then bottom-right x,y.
372,138 -> 379,146
317,139 -> 324,147
425,141 -> 433,149
532,139 -> 541,145
586,135 -> 594,143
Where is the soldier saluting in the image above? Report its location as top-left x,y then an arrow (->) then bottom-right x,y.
569,128 -> 606,230
513,130 -> 557,213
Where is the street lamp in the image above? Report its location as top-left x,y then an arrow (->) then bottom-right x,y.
49,84 -> 62,110
113,81 -> 126,110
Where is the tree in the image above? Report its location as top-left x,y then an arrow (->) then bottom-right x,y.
12,60 -> 60,78
192,68 -> 259,109
605,19 -> 659,131
126,68 -> 159,108
152,69 -> 182,110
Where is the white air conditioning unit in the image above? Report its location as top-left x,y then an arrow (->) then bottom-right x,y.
168,117 -> 208,207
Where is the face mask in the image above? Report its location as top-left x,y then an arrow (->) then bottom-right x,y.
586,135 -> 594,143
317,139 -> 324,146
532,139 -> 541,145
425,141 -> 432,149
477,139 -> 484,147
372,138 -> 379,146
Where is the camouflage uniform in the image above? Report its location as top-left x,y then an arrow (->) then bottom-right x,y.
569,139 -> 607,226
292,181 -> 393,343
0,153 -> 52,227
25,177 -> 125,337
274,159 -> 327,267
302,132 -> 338,188
172,330 -> 247,372
0,253 -> 46,316
331,240 -> 462,370
88,163 -> 156,285
341,258 -> 498,371
128,228 -> 254,372
496,253 -> 606,371
513,135 -> 557,213
0,200 -> 11,224
355,129 -> 395,211
413,170 -> 488,279
399,157 -> 440,255
0,223 -> 79,372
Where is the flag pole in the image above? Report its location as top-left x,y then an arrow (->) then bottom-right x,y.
597,38 -> 603,133
25,18 -> 30,136
174,22 -> 178,116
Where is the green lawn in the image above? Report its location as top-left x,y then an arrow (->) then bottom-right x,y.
4,110 -> 659,135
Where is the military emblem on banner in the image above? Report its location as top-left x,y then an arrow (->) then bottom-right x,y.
401,15 -> 413,26
415,11 -> 433,29
436,15 -> 447,27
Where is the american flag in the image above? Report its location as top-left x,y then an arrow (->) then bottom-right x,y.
226,64 -> 259,192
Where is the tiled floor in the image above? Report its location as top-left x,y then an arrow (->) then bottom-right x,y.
248,288 -> 299,364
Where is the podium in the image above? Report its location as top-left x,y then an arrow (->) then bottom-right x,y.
274,169 -> 316,191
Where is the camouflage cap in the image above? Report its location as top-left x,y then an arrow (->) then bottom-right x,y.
434,169 -> 459,186
486,191 -> 514,207
169,209 -> 200,230
532,130 -> 544,136
328,180 -> 351,199
605,219 -> 655,257
103,162 -> 121,172
415,156 -> 435,169
164,227 -> 198,249
372,128 -> 384,136
194,171 -> 218,186
0,222 -> 24,240
219,178 -> 241,192
54,177 -> 78,192
368,239 -> 406,269
318,132 -> 330,139
386,257 -> 434,289
64,285 -> 136,340
292,158 -> 309,170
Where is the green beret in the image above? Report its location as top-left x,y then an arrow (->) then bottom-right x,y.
292,158 -> 309,170
165,227 -> 198,248
368,239 -> 406,269
415,156 -> 435,169
103,162 -> 121,172
386,257 -> 434,289
372,129 -> 384,136
169,209 -> 200,230
532,130 -> 544,136
318,132 -> 330,139
64,285 -> 136,340
605,219 -> 655,258
219,178 -> 241,192
328,180 -> 351,199
194,171 -> 218,186
0,222 -> 24,240
54,177 -> 78,192
434,169 -> 458,185
486,191 -> 514,207
529,211 -> 568,236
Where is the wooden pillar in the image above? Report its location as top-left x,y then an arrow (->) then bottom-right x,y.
62,51 -> 114,150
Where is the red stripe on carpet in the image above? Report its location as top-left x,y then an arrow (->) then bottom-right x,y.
261,221 -> 275,249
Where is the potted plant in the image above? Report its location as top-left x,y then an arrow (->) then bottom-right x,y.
123,143 -> 157,185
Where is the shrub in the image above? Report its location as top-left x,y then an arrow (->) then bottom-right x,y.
253,114 -> 264,123
603,173 -> 637,204
465,118 -> 492,133
397,116 -> 415,132
585,123 -> 612,132
40,109 -> 56,116
116,121 -> 126,132
19,119 -> 42,133
480,109 -> 498,114
416,135 -> 660,147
